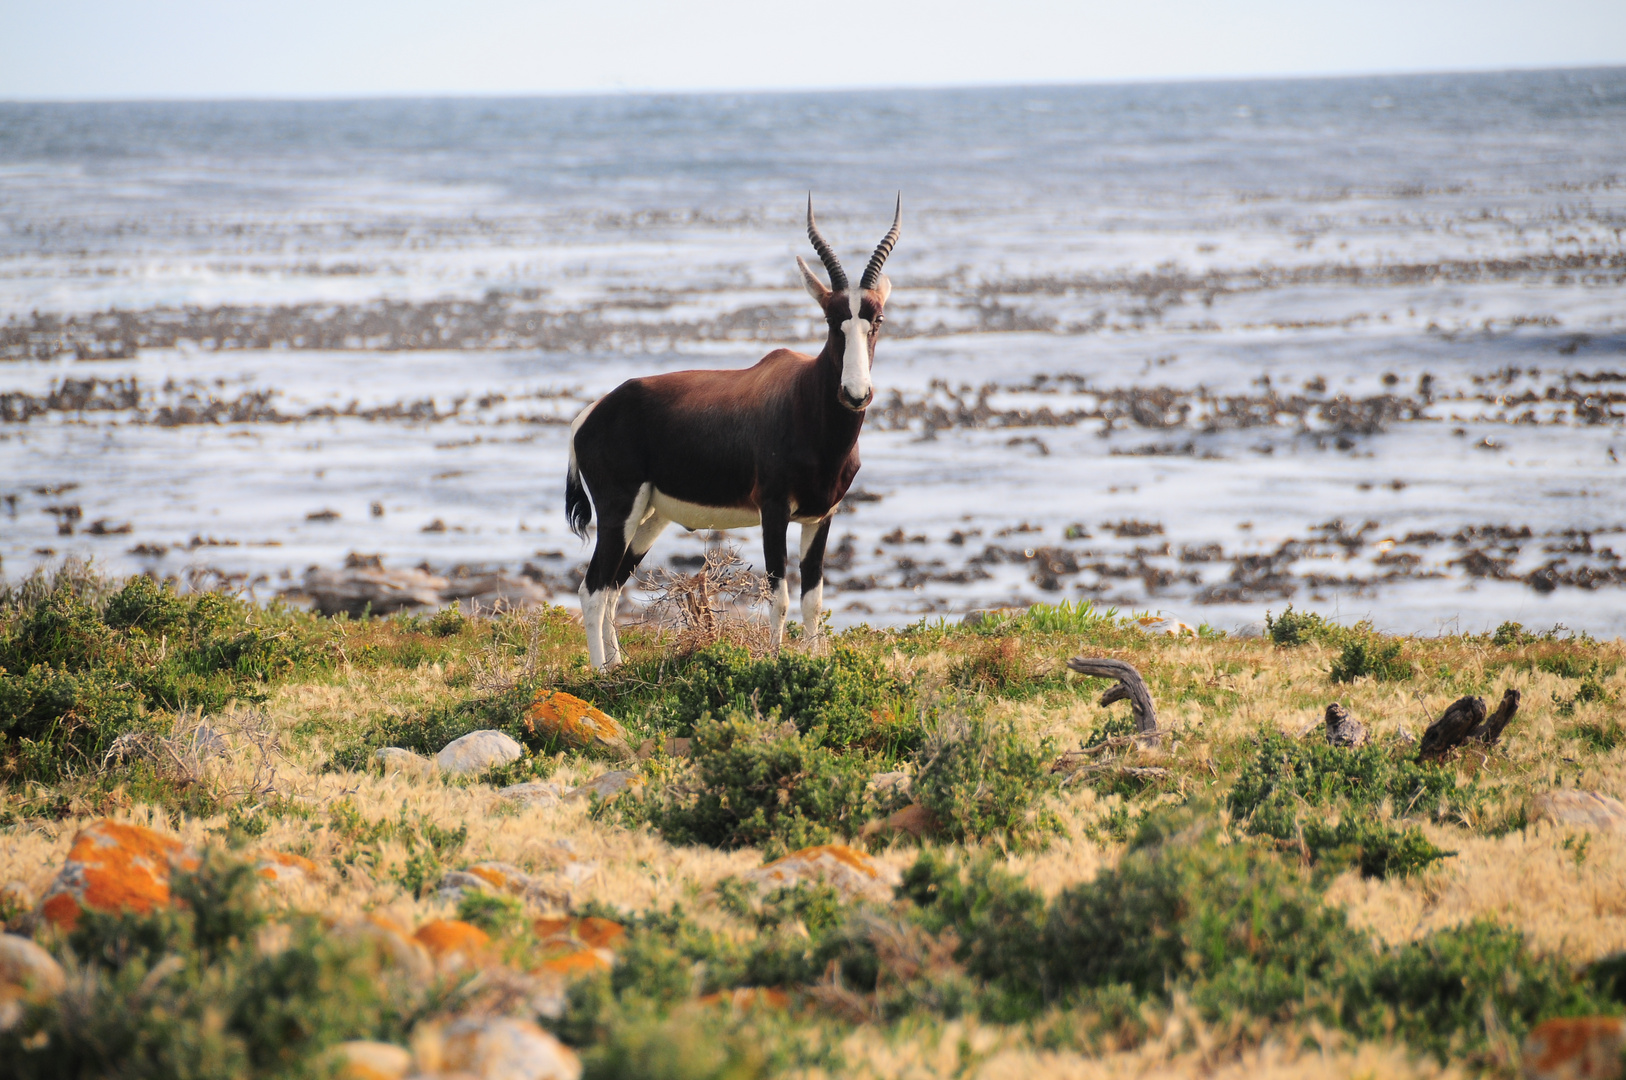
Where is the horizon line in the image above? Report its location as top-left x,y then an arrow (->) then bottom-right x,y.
3,60 -> 1622,108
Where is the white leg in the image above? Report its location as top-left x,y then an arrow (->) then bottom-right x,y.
768,576 -> 790,650
579,582 -> 607,669
601,584 -> 623,667
798,522 -> 826,645
800,580 -> 824,644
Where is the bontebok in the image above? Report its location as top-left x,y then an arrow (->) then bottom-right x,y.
565,196 -> 901,669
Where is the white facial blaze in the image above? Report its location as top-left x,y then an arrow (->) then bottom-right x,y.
839,292 -> 872,405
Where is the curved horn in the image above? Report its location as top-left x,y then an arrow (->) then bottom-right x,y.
805,194 -> 848,293
859,193 -> 901,291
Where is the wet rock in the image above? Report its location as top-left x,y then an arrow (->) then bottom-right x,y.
436,730 -> 523,775
526,691 -> 631,758
745,844 -> 901,903
323,1040 -> 414,1080
41,819 -> 199,930
442,570 -> 552,611
562,770 -> 643,803
498,781 -> 562,808
1532,791 -> 1626,832
295,563 -> 448,617
0,933 -> 67,1030
428,1016 -> 582,1080
1522,1016 -> 1626,1080
412,919 -> 491,974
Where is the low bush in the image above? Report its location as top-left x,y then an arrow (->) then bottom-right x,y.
1330,639 -> 1414,683
1228,731 -> 1462,877
1265,606 -> 1357,648
910,716 -> 1059,850
612,711 -> 877,856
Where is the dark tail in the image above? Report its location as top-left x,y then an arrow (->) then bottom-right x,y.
565,460 -> 593,540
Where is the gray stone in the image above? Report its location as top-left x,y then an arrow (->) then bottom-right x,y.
1533,790 -> 1626,831
375,747 -> 432,774
563,770 -> 643,802
436,730 -> 524,775
499,781 -> 562,808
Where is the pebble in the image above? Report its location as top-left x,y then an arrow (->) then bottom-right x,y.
497,781 -> 561,808
429,1016 -> 582,1080
1532,791 -> 1626,832
526,691 -> 632,758
324,1040 -> 414,1080
436,731 -> 524,775
41,818 -> 199,930
745,844 -> 901,903
562,770 -> 643,803
0,933 -> 66,1032
1522,1016 -> 1626,1080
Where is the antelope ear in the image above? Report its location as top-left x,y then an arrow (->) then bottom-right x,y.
796,256 -> 832,308
871,274 -> 891,306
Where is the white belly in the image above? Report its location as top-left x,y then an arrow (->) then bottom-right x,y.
651,489 -> 762,531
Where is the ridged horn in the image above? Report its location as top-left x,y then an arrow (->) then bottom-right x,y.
805,194 -> 848,293
859,193 -> 901,291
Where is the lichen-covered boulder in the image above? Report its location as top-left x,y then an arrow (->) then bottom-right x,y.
41,819 -> 199,930
532,916 -> 625,976
436,730 -> 524,775
0,933 -> 67,1031
745,844 -> 900,903
413,919 -> 491,973
526,691 -> 631,758
695,987 -> 791,1012
1522,1016 -> 1626,1080
330,913 -> 432,980
426,1016 -> 582,1080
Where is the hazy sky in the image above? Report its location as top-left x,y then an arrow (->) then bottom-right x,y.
4,0 -> 1624,101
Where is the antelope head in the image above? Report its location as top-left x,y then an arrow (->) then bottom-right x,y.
797,195 -> 900,412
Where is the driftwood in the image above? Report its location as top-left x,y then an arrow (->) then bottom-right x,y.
1066,656 -> 1159,739
1417,689 -> 1521,761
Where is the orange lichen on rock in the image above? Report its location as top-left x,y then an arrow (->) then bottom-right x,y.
1523,1017 -> 1626,1080
526,691 -> 631,757
254,851 -> 320,884
696,987 -> 791,1012
532,915 -> 625,976
745,844 -> 900,902
413,919 -> 491,971
41,819 -> 200,930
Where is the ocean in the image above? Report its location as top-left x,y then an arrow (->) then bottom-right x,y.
2,67 -> 1624,635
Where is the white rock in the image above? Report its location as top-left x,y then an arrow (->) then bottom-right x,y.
324,1040 -> 413,1080
436,1016 -> 582,1080
498,781 -> 562,808
1131,613 -> 1198,638
1533,790 -> 1626,831
563,770 -> 643,802
869,771 -> 912,796
1233,620 -> 1268,639
0,934 -> 65,994
436,731 -> 524,775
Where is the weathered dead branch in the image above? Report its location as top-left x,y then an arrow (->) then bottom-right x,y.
1067,656 -> 1159,739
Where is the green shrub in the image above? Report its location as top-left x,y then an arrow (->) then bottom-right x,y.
1493,621 -> 1535,647
613,711 -> 875,856
1228,731 -> 1464,877
1020,600 -> 1116,635
910,716 -> 1059,850
1345,920 -> 1608,1065
664,644 -> 914,749
1330,639 -> 1413,683
1042,814 -> 1364,1021
4,851 -> 412,1080
1265,606 -> 1356,648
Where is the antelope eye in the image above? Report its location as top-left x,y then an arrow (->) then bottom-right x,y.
873,314 -> 884,326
